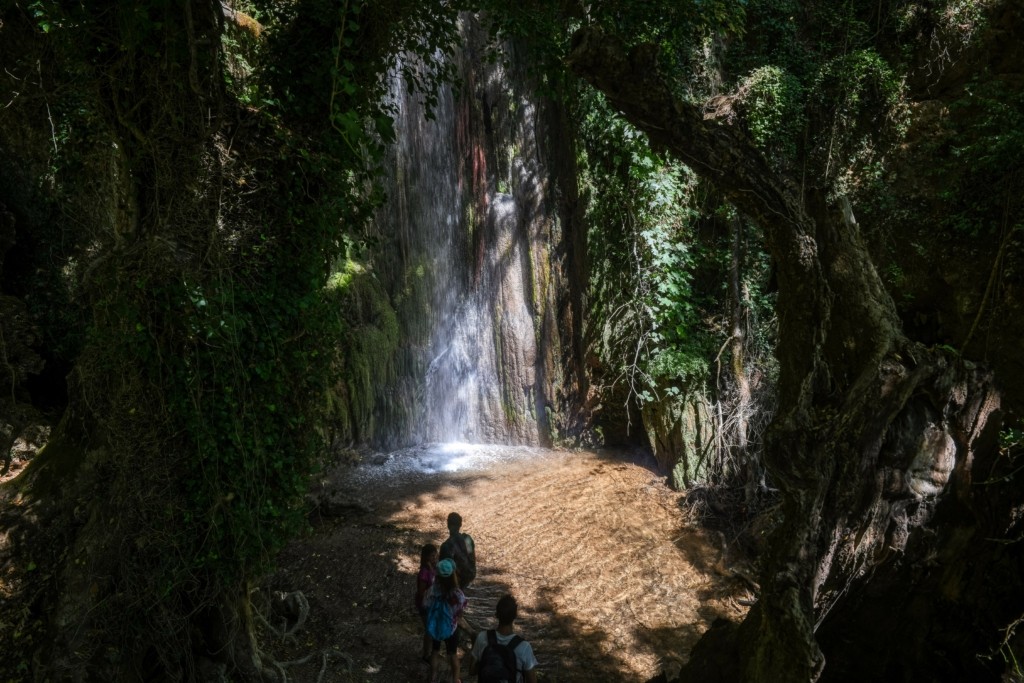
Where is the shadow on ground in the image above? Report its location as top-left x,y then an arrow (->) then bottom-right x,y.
264,446 -> 750,682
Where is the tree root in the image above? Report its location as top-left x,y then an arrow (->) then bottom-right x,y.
261,649 -> 345,683
255,590 -> 309,644
251,590 -> 355,683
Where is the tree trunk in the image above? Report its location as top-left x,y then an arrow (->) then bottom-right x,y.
726,213 -> 757,501
569,26 -> 1019,682
0,3 -> 269,680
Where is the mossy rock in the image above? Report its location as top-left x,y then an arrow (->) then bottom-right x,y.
642,391 -> 713,490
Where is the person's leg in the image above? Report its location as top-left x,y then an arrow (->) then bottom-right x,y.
430,639 -> 442,682
420,608 -> 431,660
445,633 -> 461,683
449,650 -> 460,683
422,630 -> 432,661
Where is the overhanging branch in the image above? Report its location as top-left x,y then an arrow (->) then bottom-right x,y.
567,27 -> 811,259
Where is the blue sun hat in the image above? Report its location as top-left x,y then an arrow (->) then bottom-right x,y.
437,558 -> 456,577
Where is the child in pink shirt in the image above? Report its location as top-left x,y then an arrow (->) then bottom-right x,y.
415,543 -> 438,662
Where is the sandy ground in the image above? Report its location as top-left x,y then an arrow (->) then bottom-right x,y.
264,445 -> 750,682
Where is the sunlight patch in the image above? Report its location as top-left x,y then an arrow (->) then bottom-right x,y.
349,442 -> 553,483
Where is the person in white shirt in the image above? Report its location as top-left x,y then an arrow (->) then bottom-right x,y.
469,594 -> 538,683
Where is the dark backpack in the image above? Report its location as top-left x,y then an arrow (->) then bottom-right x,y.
477,629 -> 522,683
426,591 -> 455,641
441,533 -> 476,586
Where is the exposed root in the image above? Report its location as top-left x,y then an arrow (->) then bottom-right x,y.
255,590 -> 310,644
252,588 -> 348,683
314,652 -> 329,683
260,649 -> 337,683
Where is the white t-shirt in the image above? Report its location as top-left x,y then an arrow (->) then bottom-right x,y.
471,629 -> 538,682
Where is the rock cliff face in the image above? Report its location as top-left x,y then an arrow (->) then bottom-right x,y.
360,19 -> 586,447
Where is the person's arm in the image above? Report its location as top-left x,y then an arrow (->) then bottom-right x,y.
464,533 -> 476,569
468,632 -> 485,675
519,641 -> 539,683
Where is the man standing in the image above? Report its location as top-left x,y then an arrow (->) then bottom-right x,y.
470,594 -> 538,683
439,511 -> 476,588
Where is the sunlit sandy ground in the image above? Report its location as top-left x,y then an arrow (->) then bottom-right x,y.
270,445 -> 749,682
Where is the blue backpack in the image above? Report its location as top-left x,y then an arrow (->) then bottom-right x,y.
426,591 -> 455,641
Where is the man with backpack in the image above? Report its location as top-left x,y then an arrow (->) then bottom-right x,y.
469,594 -> 538,683
439,511 -> 476,588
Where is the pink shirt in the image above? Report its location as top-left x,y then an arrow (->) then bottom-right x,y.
415,566 -> 436,609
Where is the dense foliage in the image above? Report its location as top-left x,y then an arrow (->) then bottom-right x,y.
0,0 -> 462,678
579,91 -> 708,401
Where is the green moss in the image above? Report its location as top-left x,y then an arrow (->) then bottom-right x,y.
325,259 -> 366,292
325,265 -> 400,443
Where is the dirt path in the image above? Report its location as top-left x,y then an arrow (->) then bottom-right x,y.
267,446 -> 749,682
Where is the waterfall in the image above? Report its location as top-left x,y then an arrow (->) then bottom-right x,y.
422,190 -> 538,444
371,20 -> 564,447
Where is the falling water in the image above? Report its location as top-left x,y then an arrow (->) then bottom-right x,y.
373,21 -> 562,447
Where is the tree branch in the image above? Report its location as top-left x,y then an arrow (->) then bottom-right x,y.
567,27 -> 809,253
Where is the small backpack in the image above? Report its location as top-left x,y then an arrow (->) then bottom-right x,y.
441,533 -> 476,586
477,629 -> 523,683
426,591 -> 455,641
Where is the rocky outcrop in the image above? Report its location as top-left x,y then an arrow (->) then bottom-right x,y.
642,392 -> 714,490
